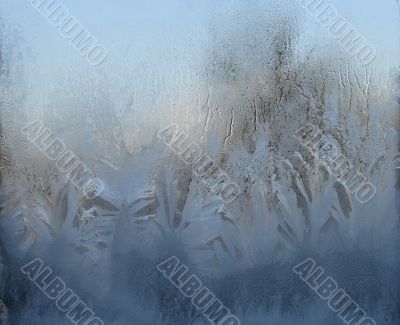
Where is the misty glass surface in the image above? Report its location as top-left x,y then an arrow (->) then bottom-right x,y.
0,0 -> 399,324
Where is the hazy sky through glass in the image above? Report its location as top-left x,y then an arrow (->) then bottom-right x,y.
2,0 -> 398,72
